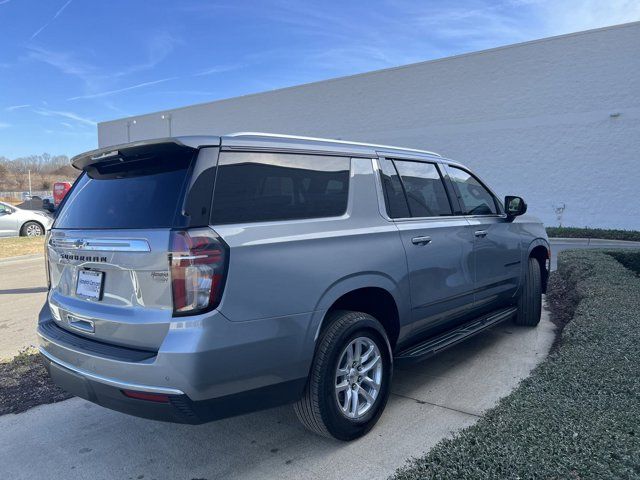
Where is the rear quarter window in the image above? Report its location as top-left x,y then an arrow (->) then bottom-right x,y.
211,152 -> 350,224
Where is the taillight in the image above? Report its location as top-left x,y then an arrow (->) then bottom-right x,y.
44,231 -> 51,290
169,228 -> 228,316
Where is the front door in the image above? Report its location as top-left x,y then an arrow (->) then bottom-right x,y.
444,165 -> 522,315
378,158 -> 475,336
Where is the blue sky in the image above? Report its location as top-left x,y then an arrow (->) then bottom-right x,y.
1,0 -> 638,158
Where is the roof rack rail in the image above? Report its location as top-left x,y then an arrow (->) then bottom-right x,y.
225,132 -> 441,157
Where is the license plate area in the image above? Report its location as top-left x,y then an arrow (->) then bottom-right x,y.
76,269 -> 104,300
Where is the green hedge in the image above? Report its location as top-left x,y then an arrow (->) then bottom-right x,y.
609,251 -> 640,275
391,250 -> 640,480
546,226 -> 640,242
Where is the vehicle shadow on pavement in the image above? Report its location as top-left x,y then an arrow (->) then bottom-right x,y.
1,317 -> 554,480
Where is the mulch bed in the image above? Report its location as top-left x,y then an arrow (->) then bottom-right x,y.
0,348 -> 72,416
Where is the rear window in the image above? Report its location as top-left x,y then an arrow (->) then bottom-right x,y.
55,155 -> 192,229
211,152 -> 350,224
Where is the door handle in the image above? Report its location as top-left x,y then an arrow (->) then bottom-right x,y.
411,236 -> 432,245
474,230 -> 488,238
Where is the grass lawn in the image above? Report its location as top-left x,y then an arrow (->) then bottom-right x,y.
392,249 -> 640,479
0,236 -> 45,259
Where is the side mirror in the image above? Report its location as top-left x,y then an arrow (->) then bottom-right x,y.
505,196 -> 527,219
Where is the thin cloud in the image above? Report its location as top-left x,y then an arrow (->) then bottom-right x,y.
113,32 -> 181,78
26,46 -> 97,88
538,0 -> 640,34
31,0 -> 73,40
34,108 -> 96,126
194,65 -> 240,76
27,34 -> 181,96
69,65 -> 239,101
68,77 -> 179,100
0,122 -> 11,128
5,104 -> 31,111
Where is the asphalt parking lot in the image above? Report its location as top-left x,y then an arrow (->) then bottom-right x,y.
0,238 -> 638,479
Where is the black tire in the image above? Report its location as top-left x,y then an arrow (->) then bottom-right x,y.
515,257 -> 542,326
20,221 -> 44,237
294,310 -> 392,440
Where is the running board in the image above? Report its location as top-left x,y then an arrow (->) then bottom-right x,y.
394,306 -> 517,364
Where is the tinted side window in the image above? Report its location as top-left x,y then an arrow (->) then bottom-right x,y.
448,166 -> 497,215
211,152 -> 350,224
394,160 -> 452,217
379,159 -> 410,218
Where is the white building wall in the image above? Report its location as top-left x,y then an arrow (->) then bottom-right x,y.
98,23 -> 640,230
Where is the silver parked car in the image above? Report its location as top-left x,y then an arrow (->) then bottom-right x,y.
0,201 -> 53,237
38,133 -> 549,440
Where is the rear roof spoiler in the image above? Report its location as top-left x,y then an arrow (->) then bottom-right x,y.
71,137 -> 220,170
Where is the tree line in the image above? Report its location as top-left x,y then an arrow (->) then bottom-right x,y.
0,154 -> 78,192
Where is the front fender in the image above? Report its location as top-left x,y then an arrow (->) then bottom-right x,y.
527,237 -> 551,292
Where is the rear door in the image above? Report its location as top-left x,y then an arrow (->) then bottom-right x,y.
47,142 -> 211,350
377,157 -> 475,336
444,164 -> 522,315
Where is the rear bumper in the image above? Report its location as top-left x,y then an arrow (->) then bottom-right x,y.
40,349 -> 305,424
37,303 -> 313,423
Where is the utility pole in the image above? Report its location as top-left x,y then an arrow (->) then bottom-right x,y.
28,169 -> 32,196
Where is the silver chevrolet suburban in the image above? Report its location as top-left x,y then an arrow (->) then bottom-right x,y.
38,133 -> 549,440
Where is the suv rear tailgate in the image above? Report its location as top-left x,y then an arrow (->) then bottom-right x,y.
46,139 -> 211,351
47,229 -> 174,350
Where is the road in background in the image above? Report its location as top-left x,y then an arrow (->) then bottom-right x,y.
549,238 -> 640,270
0,255 -> 46,359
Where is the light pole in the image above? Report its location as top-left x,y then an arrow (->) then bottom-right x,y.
161,114 -> 172,136
126,119 -> 137,142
